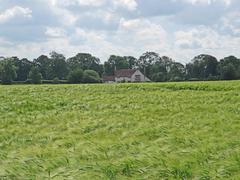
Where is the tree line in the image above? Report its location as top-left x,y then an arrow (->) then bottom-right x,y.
0,51 -> 239,84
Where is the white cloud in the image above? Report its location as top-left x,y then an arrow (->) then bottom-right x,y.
49,0 -> 137,11
0,37 -> 13,46
50,0 -> 106,7
48,6 -> 78,26
184,0 -> 232,6
113,0 -> 137,11
45,27 -> 66,38
118,18 -> 167,47
0,0 -> 240,63
173,25 -> 240,61
221,12 -> 240,35
175,27 -> 220,49
0,6 -> 32,24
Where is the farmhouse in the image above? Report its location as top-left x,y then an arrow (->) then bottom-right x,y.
103,69 -> 150,83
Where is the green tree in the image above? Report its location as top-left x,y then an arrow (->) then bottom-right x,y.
104,55 -> 132,75
33,55 -> 52,80
49,52 -> 69,80
28,67 -> 42,84
137,53 -> 178,81
151,72 -> 167,82
186,54 -> 219,80
124,56 -> 138,69
169,62 -> 185,81
83,70 -> 101,83
67,53 -> 103,76
67,68 -> 84,83
218,56 -> 240,80
137,52 -> 161,79
0,59 -> 17,84
219,63 -> 237,80
10,57 -> 33,81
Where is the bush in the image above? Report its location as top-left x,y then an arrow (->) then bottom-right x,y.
53,77 -> 60,84
151,72 -> 167,82
68,68 -> 83,83
12,81 -> 27,85
170,76 -> 184,82
42,80 -> 54,84
25,79 -> 32,84
207,75 -> 219,81
83,70 -> 101,83
28,67 -> 42,84
188,78 -> 200,81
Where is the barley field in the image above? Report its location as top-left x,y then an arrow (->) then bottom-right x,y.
0,81 -> 240,179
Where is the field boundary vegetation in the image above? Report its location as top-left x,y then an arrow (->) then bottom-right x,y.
0,51 -> 240,84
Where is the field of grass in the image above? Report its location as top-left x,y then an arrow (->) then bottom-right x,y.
0,81 -> 240,179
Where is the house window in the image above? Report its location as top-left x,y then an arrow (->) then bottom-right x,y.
135,75 -> 141,82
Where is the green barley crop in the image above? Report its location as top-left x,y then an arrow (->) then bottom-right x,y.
0,81 -> 240,179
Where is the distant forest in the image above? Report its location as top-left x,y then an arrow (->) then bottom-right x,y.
0,51 -> 240,84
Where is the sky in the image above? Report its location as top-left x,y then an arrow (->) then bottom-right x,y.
0,0 -> 240,63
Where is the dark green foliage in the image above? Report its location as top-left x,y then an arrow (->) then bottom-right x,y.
28,67 -> 42,84
221,63 -> 237,80
11,57 -> 33,81
83,70 -> 101,83
186,54 -> 218,80
67,53 -> 103,75
34,53 -> 69,80
0,58 -> 17,84
67,68 -> 84,83
137,52 -> 186,82
49,51 -> 69,80
169,62 -> 185,81
104,55 -> 137,75
0,52 -> 240,84
52,77 -> 60,84
33,55 -> 52,80
151,72 -> 167,82
138,52 -> 161,78
218,56 -> 240,80
41,79 -> 68,84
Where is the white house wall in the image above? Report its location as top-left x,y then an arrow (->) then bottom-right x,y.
115,77 -> 131,82
131,70 -> 150,82
114,70 -> 151,83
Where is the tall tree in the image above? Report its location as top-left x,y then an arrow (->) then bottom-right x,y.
28,67 -> 42,84
186,54 -> 218,80
104,55 -> 130,75
124,56 -> 138,69
67,53 -> 103,76
0,58 -> 17,84
33,55 -> 52,80
49,51 -> 69,80
169,62 -> 185,81
10,57 -> 33,81
137,52 -> 162,79
218,56 -> 240,80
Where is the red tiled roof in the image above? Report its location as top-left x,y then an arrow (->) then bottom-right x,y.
115,69 -> 137,78
103,75 -> 115,81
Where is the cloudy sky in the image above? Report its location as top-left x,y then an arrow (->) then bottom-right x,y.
0,0 -> 240,63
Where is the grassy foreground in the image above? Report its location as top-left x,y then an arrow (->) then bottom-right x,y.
0,81 -> 240,179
